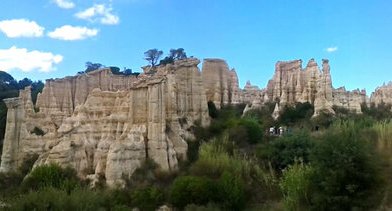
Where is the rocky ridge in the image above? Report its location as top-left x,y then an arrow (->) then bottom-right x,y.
0,58 -> 209,186
1,57 -> 391,186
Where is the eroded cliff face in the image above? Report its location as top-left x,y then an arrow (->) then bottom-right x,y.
201,59 -> 241,108
264,59 -> 335,115
0,58 -> 209,186
370,82 -> 392,107
333,87 -> 367,113
2,56 -> 386,185
201,58 -> 367,117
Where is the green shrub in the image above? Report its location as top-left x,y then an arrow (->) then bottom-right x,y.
11,187 -> 68,210
229,118 -> 263,145
309,126 -> 384,210
279,162 -> 313,211
11,187 -> 116,210
187,140 -> 201,163
169,176 -> 216,209
278,102 -> 314,126
362,102 -> 392,121
217,171 -> 245,210
260,131 -> 314,171
0,154 -> 39,198
131,187 -> 164,211
22,163 -> 80,192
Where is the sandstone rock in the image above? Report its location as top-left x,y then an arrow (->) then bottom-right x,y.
0,58 -> 210,186
332,87 -> 366,113
272,103 -> 280,120
247,58 -> 365,117
201,59 -> 241,108
370,82 -> 392,106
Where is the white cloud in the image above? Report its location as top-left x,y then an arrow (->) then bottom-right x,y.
0,46 -> 63,72
75,4 -> 119,25
326,46 -> 338,53
0,19 -> 44,38
53,0 -> 75,9
48,25 -> 98,41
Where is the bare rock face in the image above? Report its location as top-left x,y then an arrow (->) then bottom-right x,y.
201,59 -> 241,108
0,58 -> 210,186
264,59 -> 335,116
370,82 -> 392,106
333,87 -> 366,113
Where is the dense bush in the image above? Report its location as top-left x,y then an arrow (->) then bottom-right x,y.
362,102 -> 392,120
170,176 -> 216,209
229,118 -> 264,145
22,163 -> 81,192
309,125 -> 384,210
278,102 -> 314,126
11,187 -> 123,210
131,187 -> 164,211
259,131 -> 314,171
217,171 -> 245,210
279,162 -> 313,210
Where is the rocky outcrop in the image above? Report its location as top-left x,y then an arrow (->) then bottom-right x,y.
370,82 -> 392,106
333,87 -> 366,113
0,58 -> 209,186
3,56 -> 388,186
264,59 -> 335,116
242,58 -> 368,117
201,59 -> 241,108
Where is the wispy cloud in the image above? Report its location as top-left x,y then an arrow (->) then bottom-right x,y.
53,0 -> 75,9
0,19 -> 44,38
75,4 -> 119,25
0,46 -> 63,72
326,46 -> 338,53
48,25 -> 98,41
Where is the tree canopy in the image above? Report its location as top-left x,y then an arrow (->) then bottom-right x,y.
144,49 -> 163,67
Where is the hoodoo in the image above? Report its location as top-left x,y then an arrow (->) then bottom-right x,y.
0,57 -> 387,186
0,58 -> 209,186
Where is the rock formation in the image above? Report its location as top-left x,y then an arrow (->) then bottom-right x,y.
370,82 -> 392,106
201,59 -> 241,108
333,87 -> 366,113
264,59 -> 335,116
0,58 -> 209,186
2,56 -> 390,186
241,58 -> 368,117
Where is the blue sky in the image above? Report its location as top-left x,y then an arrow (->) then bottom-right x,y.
0,0 -> 391,93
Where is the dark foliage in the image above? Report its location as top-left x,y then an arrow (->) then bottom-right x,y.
22,163 -> 81,192
309,128 -> 384,210
159,56 -> 175,66
170,176 -> 217,209
217,171 -> 245,210
229,118 -> 264,145
159,48 -> 188,66
259,131 -> 314,171
207,101 -> 218,119
85,62 -> 104,72
31,127 -> 45,136
131,187 -> 164,211
144,49 -> 163,67
109,66 -> 139,76
278,102 -> 314,126
169,48 -> 187,60
362,102 -> 392,120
